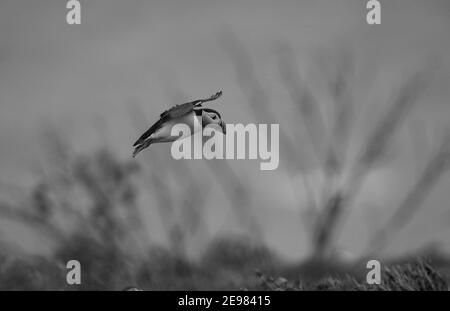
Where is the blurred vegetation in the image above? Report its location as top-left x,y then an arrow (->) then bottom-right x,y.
0,139 -> 278,290
1,37 -> 450,290
221,33 -> 450,260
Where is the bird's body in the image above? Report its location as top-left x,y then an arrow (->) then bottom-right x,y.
132,91 -> 225,157
141,110 -> 202,143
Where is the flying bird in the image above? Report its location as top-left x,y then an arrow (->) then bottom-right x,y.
132,91 -> 226,157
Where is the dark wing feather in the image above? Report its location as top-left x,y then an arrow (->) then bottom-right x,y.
159,91 -> 222,118
132,118 -> 165,146
160,102 -> 195,119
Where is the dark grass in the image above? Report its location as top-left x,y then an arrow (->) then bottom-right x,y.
252,258 -> 449,291
0,237 -> 449,291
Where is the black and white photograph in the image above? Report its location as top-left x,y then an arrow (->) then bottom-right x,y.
1,0 -> 450,296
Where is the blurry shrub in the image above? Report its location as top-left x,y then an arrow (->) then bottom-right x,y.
201,237 -> 277,270
0,252 -> 66,290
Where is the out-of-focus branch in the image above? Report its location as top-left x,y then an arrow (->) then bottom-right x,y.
277,43 -> 326,169
0,202 -> 67,243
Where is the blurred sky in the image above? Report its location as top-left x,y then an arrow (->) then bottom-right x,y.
1,0 -> 450,260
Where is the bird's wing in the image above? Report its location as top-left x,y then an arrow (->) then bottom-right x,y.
189,90 -> 222,107
159,91 -> 222,118
132,118 -> 165,146
133,119 -> 164,147
159,102 -> 195,119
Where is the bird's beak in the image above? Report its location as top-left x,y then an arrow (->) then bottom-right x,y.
220,120 -> 226,135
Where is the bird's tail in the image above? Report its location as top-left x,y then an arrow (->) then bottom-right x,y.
132,140 -> 152,158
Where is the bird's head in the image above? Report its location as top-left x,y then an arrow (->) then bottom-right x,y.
201,108 -> 226,135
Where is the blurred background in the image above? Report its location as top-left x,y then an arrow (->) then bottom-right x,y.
1,0 -> 450,290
